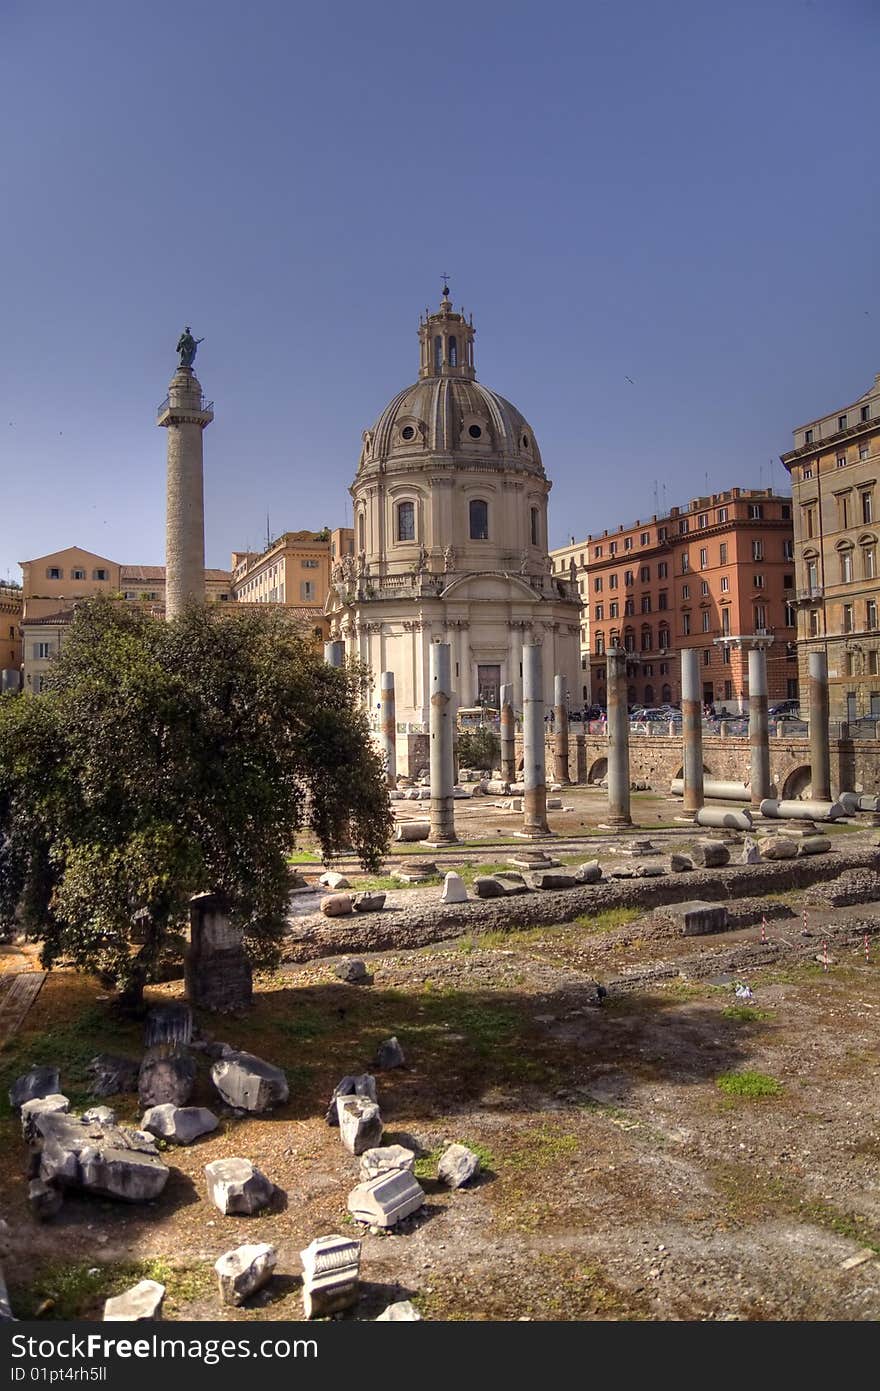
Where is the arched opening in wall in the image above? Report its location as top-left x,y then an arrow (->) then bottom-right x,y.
449,336 -> 458,366
627,685 -> 636,703
782,765 -> 812,799
588,757 -> 608,784
674,764 -> 713,780
396,500 -> 415,541
644,684 -> 654,704
469,499 -> 489,540
433,336 -> 443,372
357,512 -> 365,551
661,683 -> 672,703
530,507 -> 539,547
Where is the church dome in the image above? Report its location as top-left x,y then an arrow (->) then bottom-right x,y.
358,289 -> 543,477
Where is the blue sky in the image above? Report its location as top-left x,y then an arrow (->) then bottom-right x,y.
1,0 -> 878,581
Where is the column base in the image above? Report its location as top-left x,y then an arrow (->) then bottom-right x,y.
514,828 -> 555,839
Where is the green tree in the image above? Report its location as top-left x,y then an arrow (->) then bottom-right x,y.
457,726 -> 500,772
0,598 -> 392,1006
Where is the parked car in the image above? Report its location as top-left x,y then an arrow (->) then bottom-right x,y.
768,699 -> 800,718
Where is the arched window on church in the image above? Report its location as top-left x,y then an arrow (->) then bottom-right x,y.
530,507 -> 539,547
469,499 -> 489,540
434,336 -> 443,372
357,512 -> 365,552
396,500 -> 415,542
449,336 -> 458,366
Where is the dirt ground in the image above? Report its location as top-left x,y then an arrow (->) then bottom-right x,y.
2,856 -> 879,1323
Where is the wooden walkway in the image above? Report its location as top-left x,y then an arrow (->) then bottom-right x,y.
0,944 -> 47,1045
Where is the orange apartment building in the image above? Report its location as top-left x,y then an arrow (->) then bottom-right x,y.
229,527 -> 354,643
551,487 -> 796,713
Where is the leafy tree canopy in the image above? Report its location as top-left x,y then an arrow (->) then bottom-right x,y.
457,726 -> 500,771
0,598 -> 392,1001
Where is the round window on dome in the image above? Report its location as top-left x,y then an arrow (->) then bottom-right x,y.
468,424 -> 482,439
401,426 -> 415,441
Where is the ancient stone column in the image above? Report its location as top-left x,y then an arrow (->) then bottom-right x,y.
158,365 -> 212,620
380,671 -> 397,789
428,642 -> 457,844
748,646 -> 772,808
808,650 -> 831,802
522,643 -> 550,835
324,640 -> 345,667
553,674 -> 570,784
681,647 -> 704,814
606,646 -> 632,826
185,893 -> 252,1011
575,732 -> 587,784
500,682 -> 516,782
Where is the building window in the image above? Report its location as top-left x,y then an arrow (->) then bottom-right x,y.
721,608 -> 731,635
839,495 -> 850,529
701,611 -> 710,633
609,574 -> 618,589
783,539 -> 794,560
448,335 -> 458,367
754,604 -> 767,630
864,545 -> 876,579
641,594 -> 652,613
804,507 -> 814,539
595,633 -> 605,655
357,513 -> 365,551
641,627 -> 652,651
720,575 -> 729,592
609,541 -> 618,555
724,679 -> 733,700
640,566 -> 650,582
679,519 -> 689,534
751,540 -> 763,561
433,336 -> 442,372
806,558 -> 819,589
843,604 -> 854,633
47,568 -> 62,580
658,591 -> 668,610
681,613 -> 691,636
861,405 -> 871,423
837,455 -> 847,469
840,550 -> 853,583
809,609 -> 820,636
594,577 -> 603,593
748,504 -> 763,520
609,601 -> 619,618
681,584 -> 690,600
469,499 -> 489,540
659,627 -> 669,650
530,507 -> 539,546
624,630 -> 635,653
699,547 -> 708,568
860,444 -> 870,461
681,553 -> 690,573
717,507 -> 728,523
719,542 -> 728,565
396,500 -> 415,541
698,513 -> 708,529
624,569 -> 634,586
862,492 -> 874,524
658,527 -> 668,542
785,601 -> 796,627
624,536 -> 633,551
658,562 -> 668,578
870,652 -> 879,676
300,581 -> 316,601
753,574 -> 765,589
640,531 -> 650,545
703,648 -> 711,666
595,603 -> 604,620
71,568 -> 85,580
624,598 -> 635,617
868,600 -> 878,631
805,429 -> 813,444
701,579 -> 709,595
838,415 -> 848,430
781,504 -> 791,521
302,559 -> 319,568
35,642 -> 51,659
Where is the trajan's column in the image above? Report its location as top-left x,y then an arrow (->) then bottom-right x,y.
158,327 -> 213,619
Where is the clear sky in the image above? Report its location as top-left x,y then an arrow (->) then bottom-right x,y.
1,0 -> 878,582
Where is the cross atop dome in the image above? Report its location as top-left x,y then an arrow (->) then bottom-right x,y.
417,286 -> 476,381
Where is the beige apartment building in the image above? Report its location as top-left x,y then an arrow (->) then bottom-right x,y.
230,527 -> 354,643
19,546 -> 232,693
781,371 -> 880,721
551,487 -> 796,712
0,585 -> 23,687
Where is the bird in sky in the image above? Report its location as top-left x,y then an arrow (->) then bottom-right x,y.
624,376 -> 635,385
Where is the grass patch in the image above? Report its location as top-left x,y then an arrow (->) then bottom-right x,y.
576,906 -> 642,934
716,1070 -> 782,1098
8,1257 -> 212,1321
722,1005 -> 772,1023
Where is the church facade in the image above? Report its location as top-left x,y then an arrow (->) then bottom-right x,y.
326,291 -> 581,729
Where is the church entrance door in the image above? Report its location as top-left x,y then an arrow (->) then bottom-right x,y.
477,664 -> 501,708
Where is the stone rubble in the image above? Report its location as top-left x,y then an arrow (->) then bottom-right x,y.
325,1074 -> 377,1124
321,893 -> 353,917
31,1110 -> 169,1204
28,1177 -> 64,1221
333,958 -> 371,983
374,1036 -> 405,1069
103,1280 -> 165,1321
204,1158 -> 275,1215
138,1049 -> 196,1109
141,1104 -> 219,1145
20,1094 -> 69,1141
352,891 -> 386,913
337,1095 -> 384,1155
690,840 -> 731,868
0,1264 -> 12,1320
437,1142 -> 481,1188
215,1243 -> 277,1306
347,1168 -> 426,1228
210,1049 -> 289,1112
319,871 -> 351,890
9,1066 -> 60,1110
759,835 -> 799,861
375,1300 -> 422,1320
300,1235 -> 361,1320
86,1054 -> 140,1097
440,871 -> 468,903
358,1145 -> 416,1182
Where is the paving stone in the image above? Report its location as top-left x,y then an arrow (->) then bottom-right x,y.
346,1169 -> 426,1228
300,1235 -> 361,1320
215,1243 -> 277,1306
337,1096 -> 383,1155
103,1280 -> 165,1321
437,1142 -> 481,1188
204,1158 -> 275,1215
211,1050 -> 289,1112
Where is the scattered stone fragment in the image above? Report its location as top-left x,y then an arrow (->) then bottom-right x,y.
374,1036 -> 405,1069
740,837 -> 761,864
28,1177 -> 64,1221
669,853 -> 695,872
0,1265 -> 12,1320
440,871 -> 468,903
204,1158 -> 275,1215
759,836 -> 799,861
637,864 -> 666,877
333,957 -> 372,984
144,1003 -> 193,1049
215,1243 -> 277,1306
82,1106 -> 116,1125
321,893 -> 353,917
375,1301 -> 422,1320
211,1050 -> 289,1112
660,901 -> 730,936
300,1235 -> 361,1319
33,1111 -> 169,1202
319,871 -> 351,890
530,869 -> 578,890
347,1169 -> 426,1228
325,1074 -> 377,1125
840,1249 -> 876,1271
141,1104 -> 219,1145
620,838 -> 660,857
86,1054 -> 139,1097
20,1094 -> 69,1141
574,860 -> 602,883
437,1142 -> 481,1188
138,1049 -> 196,1109
798,835 -> 832,856
103,1280 -> 165,1321
689,840 -> 730,868
546,798 -> 563,810
473,873 -> 529,898
352,891 -> 386,913
337,1096 -> 383,1155
358,1145 -> 416,1182
392,861 -> 438,883
9,1066 -> 60,1110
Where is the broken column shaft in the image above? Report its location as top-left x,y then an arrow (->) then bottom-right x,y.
808,650 -> 831,802
748,646 -> 772,808
606,646 -> 632,826
428,642 -> 457,844
380,671 -> 396,789
500,682 -> 516,782
521,643 -> 550,835
680,647 -> 704,814
553,674 -> 570,784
